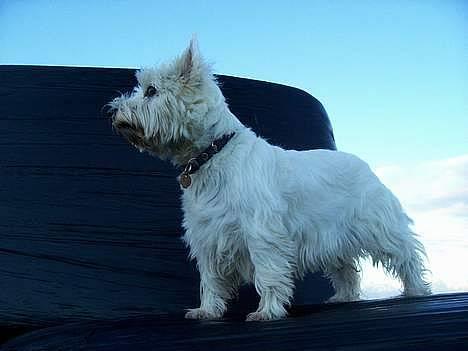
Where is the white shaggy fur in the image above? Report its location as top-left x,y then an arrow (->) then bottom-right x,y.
109,39 -> 431,322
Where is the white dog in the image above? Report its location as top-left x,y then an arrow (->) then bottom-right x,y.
109,39 -> 431,321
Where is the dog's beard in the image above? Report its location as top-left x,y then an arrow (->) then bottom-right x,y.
112,120 -> 145,149
112,112 -> 198,165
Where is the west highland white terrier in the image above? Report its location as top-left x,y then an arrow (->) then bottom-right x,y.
108,39 -> 431,321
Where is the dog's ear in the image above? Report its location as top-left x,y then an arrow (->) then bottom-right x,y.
177,37 -> 208,86
181,38 -> 198,77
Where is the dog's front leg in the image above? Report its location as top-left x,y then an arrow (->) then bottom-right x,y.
246,235 -> 295,321
185,257 -> 238,320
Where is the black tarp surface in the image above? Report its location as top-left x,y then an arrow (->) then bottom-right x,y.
1,66 -> 466,350
3,293 -> 468,350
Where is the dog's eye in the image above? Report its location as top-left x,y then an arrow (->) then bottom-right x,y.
144,85 -> 158,98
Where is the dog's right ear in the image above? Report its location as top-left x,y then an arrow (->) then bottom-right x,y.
180,38 -> 198,78
177,37 -> 209,86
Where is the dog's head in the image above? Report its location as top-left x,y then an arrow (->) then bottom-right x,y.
108,39 -> 225,164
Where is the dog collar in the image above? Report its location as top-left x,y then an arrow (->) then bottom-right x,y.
179,132 -> 235,189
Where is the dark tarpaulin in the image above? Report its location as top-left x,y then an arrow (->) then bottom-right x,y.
1,66 -> 466,350
3,294 -> 468,350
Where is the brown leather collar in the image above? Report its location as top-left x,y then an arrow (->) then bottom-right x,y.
179,133 -> 235,188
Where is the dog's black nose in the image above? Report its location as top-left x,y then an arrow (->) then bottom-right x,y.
113,121 -> 133,130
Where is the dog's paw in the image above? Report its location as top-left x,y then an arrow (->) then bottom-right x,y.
245,311 -> 284,322
185,308 -> 221,320
402,286 -> 432,297
325,293 -> 360,304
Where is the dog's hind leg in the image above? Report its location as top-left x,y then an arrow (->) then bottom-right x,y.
398,255 -> 431,297
377,233 -> 431,297
366,220 -> 431,297
357,188 -> 431,297
325,260 -> 361,303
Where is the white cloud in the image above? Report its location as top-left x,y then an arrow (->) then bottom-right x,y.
360,154 -> 468,299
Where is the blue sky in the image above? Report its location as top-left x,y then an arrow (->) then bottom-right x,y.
1,1 -> 467,295
1,0 -> 466,167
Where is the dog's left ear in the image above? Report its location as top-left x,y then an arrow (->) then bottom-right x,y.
178,37 -> 208,85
